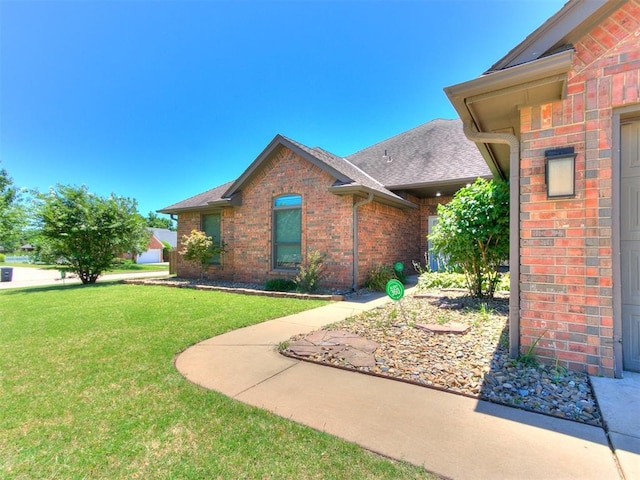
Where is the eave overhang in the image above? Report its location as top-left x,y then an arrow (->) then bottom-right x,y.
444,49 -> 574,178
328,184 -> 417,210
387,175 -> 494,198
157,204 -> 227,215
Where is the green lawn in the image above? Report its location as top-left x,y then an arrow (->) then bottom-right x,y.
0,284 -> 434,479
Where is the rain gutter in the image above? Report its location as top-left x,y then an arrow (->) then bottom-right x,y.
352,192 -> 374,291
462,120 -> 521,359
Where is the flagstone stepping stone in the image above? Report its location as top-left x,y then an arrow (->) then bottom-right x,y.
341,347 -> 377,368
304,329 -> 359,345
415,322 -> 471,334
285,330 -> 380,367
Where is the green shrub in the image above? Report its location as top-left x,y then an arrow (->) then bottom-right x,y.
111,258 -> 136,268
265,278 -> 298,292
365,264 -> 397,291
295,250 -> 326,293
497,272 -> 510,292
418,271 -> 510,292
417,271 -> 467,290
0,253 -> 4,262
429,178 -> 510,298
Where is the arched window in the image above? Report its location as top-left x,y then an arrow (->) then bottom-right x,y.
273,194 -> 302,269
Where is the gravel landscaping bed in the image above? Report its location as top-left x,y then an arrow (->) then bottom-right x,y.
282,291 -> 602,426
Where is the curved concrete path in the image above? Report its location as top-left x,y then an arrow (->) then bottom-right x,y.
176,291 -> 628,480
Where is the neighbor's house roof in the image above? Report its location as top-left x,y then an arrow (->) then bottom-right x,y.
444,0 -> 622,178
150,228 -> 177,248
159,118 -> 491,214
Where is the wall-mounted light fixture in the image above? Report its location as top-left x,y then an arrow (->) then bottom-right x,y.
545,147 -> 576,198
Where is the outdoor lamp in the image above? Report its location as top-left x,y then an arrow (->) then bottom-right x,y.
545,147 -> 576,198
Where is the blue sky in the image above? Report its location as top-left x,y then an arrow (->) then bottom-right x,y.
1,0 -> 566,217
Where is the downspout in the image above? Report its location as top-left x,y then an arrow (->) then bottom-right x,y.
353,192 -> 374,291
462,121 -> 521,359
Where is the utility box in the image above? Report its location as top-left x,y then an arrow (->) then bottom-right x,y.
1,267 -> 13,282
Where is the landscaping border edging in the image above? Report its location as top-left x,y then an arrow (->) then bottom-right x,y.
122,278 -> 345,301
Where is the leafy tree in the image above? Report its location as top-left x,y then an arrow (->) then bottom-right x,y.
429,178 -> 509,299
34,185 -> 150,284
180,229 -> 226,279
146,211 -> 175,231
0,166 -> 27,251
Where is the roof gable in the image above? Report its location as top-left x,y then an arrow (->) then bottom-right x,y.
222,135 -> 353,198
223,135 -> 415,208
159,135 -> 417,214
487,0 -> 621,72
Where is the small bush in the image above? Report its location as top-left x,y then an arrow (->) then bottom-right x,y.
417,271 -> 467,290
111,258 -> 136,268
418,270 -> 510,292
296,250 -> 326,293
0,253 -> 5,262
365,264 -> 397,291
496,272 -> 510,292
265,278 -> 297,292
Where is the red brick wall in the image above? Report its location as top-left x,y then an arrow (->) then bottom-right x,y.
231,145 -> 355,288
176,146 -> 456,290
519,0 -> 640,376
356,194 -> 423,286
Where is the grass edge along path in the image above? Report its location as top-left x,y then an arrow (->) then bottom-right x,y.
0,284 -> 435,479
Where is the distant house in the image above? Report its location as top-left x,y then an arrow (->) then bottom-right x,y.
136,228 -> 177,264
159,118 -> 491,289
445,0 -> 640,377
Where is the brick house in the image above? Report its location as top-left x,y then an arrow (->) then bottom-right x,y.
159,119 -> 491,291
446,0 -> 640,377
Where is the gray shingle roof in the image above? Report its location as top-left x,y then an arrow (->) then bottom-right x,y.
158,180 -> 234,213
346,118 -> 491,189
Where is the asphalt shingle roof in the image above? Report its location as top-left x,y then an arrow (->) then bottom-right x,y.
346,118 -> 491,188
158,180 -> 234,213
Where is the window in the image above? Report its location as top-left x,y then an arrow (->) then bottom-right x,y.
202,213 -> 222,264
273,194 -> 302,269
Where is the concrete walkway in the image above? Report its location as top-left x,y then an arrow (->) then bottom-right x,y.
176,292 -> 632,480
0,265 -> 170,290
591,372 -> 640,480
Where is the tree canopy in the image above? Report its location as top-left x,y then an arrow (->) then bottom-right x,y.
146,211 -> 175,231
35,185 -> 150,283
429,178 -> 510,298
0,166 -> 27,251
180,229 -> 226,279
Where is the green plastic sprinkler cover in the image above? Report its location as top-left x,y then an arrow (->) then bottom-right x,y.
385,279 -> 405,301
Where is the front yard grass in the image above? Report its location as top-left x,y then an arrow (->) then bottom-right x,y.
0,262 -> 169,274
0,284 -> 434,479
